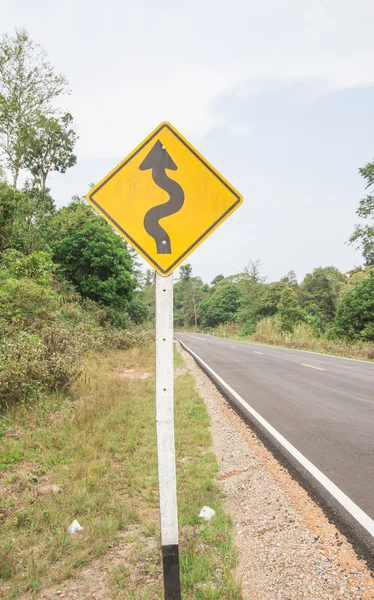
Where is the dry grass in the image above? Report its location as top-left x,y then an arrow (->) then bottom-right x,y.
195,320 -> 374,361
0,344 -> 241,599
250,319 -> 374,360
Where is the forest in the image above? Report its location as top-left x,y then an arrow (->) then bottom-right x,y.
1,29 -> 374,410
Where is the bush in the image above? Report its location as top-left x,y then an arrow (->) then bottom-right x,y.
0,249 -> 53,284
0,325 -> 84,408
0,267 -> 153,410
0,274 -> 61,329
102,327 -> 152,350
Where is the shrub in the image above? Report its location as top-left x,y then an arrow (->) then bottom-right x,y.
0,267 -> 153,411
0,274 -> 61,329
0,249 -> 53,283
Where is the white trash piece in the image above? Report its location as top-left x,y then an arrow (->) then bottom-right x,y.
68,519 -> 83,534
199,506 -> 216,521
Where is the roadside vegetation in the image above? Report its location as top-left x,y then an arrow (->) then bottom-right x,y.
0,345 -> 241,599
0,29 -> 151,412
161,159 -> 374,359
0,29 -> 241,598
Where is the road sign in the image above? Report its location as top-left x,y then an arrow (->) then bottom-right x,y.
87,122 -> 243,600
86,122 -> 243,276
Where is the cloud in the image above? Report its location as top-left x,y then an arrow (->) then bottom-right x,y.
51,0 -> 374,162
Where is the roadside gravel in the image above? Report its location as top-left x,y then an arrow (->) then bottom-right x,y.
177,341 -> 374,600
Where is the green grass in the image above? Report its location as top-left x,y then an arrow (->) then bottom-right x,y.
0,344 -> 241,599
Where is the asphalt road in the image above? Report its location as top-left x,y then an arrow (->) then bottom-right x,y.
175,332 -> 374,547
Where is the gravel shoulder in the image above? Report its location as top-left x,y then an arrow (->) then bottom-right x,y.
177,341 -> 374,600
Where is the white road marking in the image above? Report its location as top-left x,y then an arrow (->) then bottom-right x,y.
253,351 -> 264,355
176,338 -> 374,539
301,363 -> 325,371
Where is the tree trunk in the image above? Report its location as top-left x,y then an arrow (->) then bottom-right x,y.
13,165 -> 19,187
192,288 -> 198,328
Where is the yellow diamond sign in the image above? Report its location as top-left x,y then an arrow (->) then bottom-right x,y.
86,122 -> 243,276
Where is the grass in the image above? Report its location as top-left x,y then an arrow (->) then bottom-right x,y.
188,320 -> 374,362
0,344 -> 242,599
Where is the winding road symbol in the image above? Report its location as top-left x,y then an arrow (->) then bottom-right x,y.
139,140 -> 184,254
86,121 -> 243,275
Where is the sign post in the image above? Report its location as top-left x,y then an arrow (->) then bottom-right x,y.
155,273 -> 180,598
86,121 -> 243,599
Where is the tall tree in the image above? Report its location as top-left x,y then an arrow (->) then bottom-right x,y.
349,159 -> 374,265
299,266 -> 346,323
277,287 -> 306,332
200,282 -> 242,327
179,263 -> 192,282
139,269 -> 155,321
333,273 -> 374,341
22,112 -> 77,189
174,264 -> 205,328
237,260 -> 266,332
0,29 -> 68,186
280,270 -> 298,288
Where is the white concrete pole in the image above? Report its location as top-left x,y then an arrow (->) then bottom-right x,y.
155,273 -> 181,599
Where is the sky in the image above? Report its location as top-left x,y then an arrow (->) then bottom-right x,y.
2,0 -> 374,283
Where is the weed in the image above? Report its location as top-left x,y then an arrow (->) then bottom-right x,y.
0,344 -> 241,598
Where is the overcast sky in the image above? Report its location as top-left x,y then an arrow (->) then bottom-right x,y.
2,0 -> 374,283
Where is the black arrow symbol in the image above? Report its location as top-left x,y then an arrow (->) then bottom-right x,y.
139,140 -> 184,254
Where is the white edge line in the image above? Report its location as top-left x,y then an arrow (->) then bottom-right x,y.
176,337 -> 374,539
183,332 -> 374,365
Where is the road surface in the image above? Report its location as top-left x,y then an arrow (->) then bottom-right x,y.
175,332 -> 374,554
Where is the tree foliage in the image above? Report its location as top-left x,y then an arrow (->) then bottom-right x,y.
53,214 -> 136,313
299,266 -> 346,325
0,181 -> 55,253
0,28 -> 68,186
174,264 -> 205,328
277,287 -> 306,331
22,112 -> 77,189
200,282 -> 242,327
349,159 -> 374,265
333,273 -> 374,341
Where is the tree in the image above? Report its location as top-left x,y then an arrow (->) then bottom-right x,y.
53,217 -> 136,312
333,273 -> 374,341
174,265 -> 205,328
280,270 -> 298,288
0,29 -> 68,186
210,274 -> 224,289
349,159 -> 374,265
259,281 -> 287,318
48,196 -> 96,236
22,112 -> 77,189
0,180 -> 54,253
200,283 -> 242,327
237,260 -> 266,333
277,287 -> 306,332
0,182 -> 21,251
138,269 -> 155,322
179,264 -> 192,281
299,266 -> 346,324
